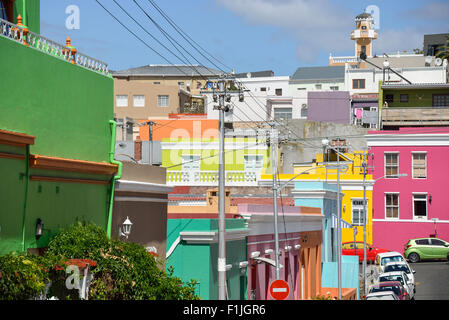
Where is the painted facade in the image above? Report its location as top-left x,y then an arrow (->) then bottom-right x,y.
366,127 -> 449,253
0,9 -> 118,255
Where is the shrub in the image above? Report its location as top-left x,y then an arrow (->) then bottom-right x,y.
0,253 -> 50,300
45,221 -> 200,300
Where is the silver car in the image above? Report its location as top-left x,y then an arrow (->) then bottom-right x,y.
383,261 -> 416,293
378,271 -> 415,300
365,291 -> 399,300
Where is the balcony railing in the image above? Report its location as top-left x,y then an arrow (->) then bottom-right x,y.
382,107 -> 449,126
167,170 -> 260,186
0,17 -> 109,76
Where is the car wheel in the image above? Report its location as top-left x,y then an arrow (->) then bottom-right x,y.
408,252 -> 420,263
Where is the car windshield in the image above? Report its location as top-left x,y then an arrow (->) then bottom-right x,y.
384,264 -> 410,274
381,256 -> 404,265
379,275 -> 404,285
371,286 -> 400,296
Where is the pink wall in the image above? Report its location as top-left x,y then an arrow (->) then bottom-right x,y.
369,128 -> 449,253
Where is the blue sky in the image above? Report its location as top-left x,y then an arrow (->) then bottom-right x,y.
40,0 -> 449,76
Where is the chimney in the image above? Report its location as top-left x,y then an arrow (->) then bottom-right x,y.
134,136 -> 142,162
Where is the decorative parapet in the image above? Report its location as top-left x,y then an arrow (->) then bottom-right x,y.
0,16 -> 109,76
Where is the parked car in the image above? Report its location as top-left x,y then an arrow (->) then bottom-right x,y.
404,237 -> 449,263
375,252 -> 406,273
383,261 -> 416,293
365,291 -> 399,300
378,271 -> 415,300
368,281 -> 410,300
342,242 -> 390,263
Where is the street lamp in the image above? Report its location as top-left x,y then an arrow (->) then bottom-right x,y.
119,216 -> 133,239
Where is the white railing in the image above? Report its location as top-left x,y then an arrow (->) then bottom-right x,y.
167,170 -> 260,186
0,17 -> 109,76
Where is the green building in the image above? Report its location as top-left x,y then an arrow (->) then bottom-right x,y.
0,1 -> 120,255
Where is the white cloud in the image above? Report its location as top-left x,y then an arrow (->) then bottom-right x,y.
216,0 -> 354,63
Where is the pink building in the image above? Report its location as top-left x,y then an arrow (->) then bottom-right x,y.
367,127 -> 449,253
238,204 -> 324,300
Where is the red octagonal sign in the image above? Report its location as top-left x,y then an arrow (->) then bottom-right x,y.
269,279 -> 290,300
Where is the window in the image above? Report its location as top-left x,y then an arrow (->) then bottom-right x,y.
433,94 -> 449,107
116,95 -> 128,107
260,87 -> 267,92
385,194 -> 399,219
274,108 -> 292,120
244,155 -> 264,171
352,79 -> 366,89
431,239 -> 446,246
153,81 -> 161,85
413,194 -> 427,219
385,153 -> 399,178
415,239 -> 430,245
275,88 -> 282,96
315,84 -> 322,90
301,104 -> 308,118
158,95 -> 169,107
133,95 -> 145,107
351,199 -> 367,226
182,155 -> 200,171
178,82 -> 185,89
400,94 -> 409,103
330,86 -> 339,91
385,94 -> 394,103
412,153 -> 427,179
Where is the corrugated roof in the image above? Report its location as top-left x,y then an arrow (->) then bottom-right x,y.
112,64 -> 223,77
291,66 -> 345,81
234,70 -> 275,78
381,83 -> 449,89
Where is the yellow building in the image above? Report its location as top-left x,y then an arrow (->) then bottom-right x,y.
261,151 -> 374,244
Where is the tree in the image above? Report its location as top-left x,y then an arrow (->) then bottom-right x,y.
436,35 -> 449,60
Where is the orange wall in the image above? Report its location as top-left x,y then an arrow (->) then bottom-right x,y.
139,119 -> 219,141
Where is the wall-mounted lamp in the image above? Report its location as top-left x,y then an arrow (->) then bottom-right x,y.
35,218 -> 43,240
118,216 -> 133,239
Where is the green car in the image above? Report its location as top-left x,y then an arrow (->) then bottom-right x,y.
404,238 -> 449,263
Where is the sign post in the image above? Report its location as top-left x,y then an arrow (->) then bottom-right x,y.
269,279 -> 290,300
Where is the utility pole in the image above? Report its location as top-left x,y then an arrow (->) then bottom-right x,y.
336,138 -> 342,300
270,124 -> 280,279
146,121 -> 156,165
202,75 -> 243,300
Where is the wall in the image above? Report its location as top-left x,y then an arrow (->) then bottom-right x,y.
381,88 -> 449,108
307,91 -> 351,124
12,0 -> 40,34
0,36 -> 114,163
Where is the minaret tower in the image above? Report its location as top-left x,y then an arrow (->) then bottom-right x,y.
351,12 -> 378,58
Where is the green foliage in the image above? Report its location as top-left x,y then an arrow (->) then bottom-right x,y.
0,253 -> 50,300
45,221 -> 200,300
436,36 -> 449,60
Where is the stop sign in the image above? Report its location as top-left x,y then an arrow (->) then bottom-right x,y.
269,279 -> 290,300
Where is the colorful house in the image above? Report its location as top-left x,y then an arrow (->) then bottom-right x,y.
260,149 -> 374,245
166,189 -> 248,300
0,4 -> 118,255
366,127 -> 449,253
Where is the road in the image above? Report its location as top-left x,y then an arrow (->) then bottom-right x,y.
412,261 -> 449,300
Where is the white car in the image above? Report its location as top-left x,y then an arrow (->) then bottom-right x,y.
365,291 -> 399,300
376,251 -> 406,273
378,271 -> 415,300
383,261 -> 416,293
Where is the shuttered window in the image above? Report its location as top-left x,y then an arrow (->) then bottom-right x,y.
385,193 -> 399,219
412,153 -> 426,179
385,153 -> 399,178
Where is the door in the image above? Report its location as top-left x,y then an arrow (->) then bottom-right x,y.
430,239 -> 449,259
416,239 -> 432,259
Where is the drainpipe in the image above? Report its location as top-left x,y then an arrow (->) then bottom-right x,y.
21,144 -> 30,252
107,120 -> 122,238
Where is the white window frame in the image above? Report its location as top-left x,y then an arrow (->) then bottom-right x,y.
244,155 -> 264,171
412,152 -> 427,180
384,152 -> 399,179
385,193 -> 400,220
133,95 -> 145,108
351,198 -> 368,226
158,95 -> 170,107
116,95 -> 128,107
412,193 -> 428,220
274,107 -> 293,120
182,155 -> 201,171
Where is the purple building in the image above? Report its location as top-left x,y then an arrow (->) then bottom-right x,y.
307,91 -> 351,124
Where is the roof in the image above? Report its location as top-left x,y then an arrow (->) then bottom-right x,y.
356,12 -> 373,20
378,251 -> 404,258
112,64 -> 223,77
381,83 -> 449,90
371,281 -> 402,287
291,66 -> 345,81
234,70 -> 275,78
366,55 -> 440,68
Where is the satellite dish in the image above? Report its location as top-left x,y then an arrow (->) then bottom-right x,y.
246,72 -> 252,78
435,58 -> 443,66
425,55 -> 433,66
